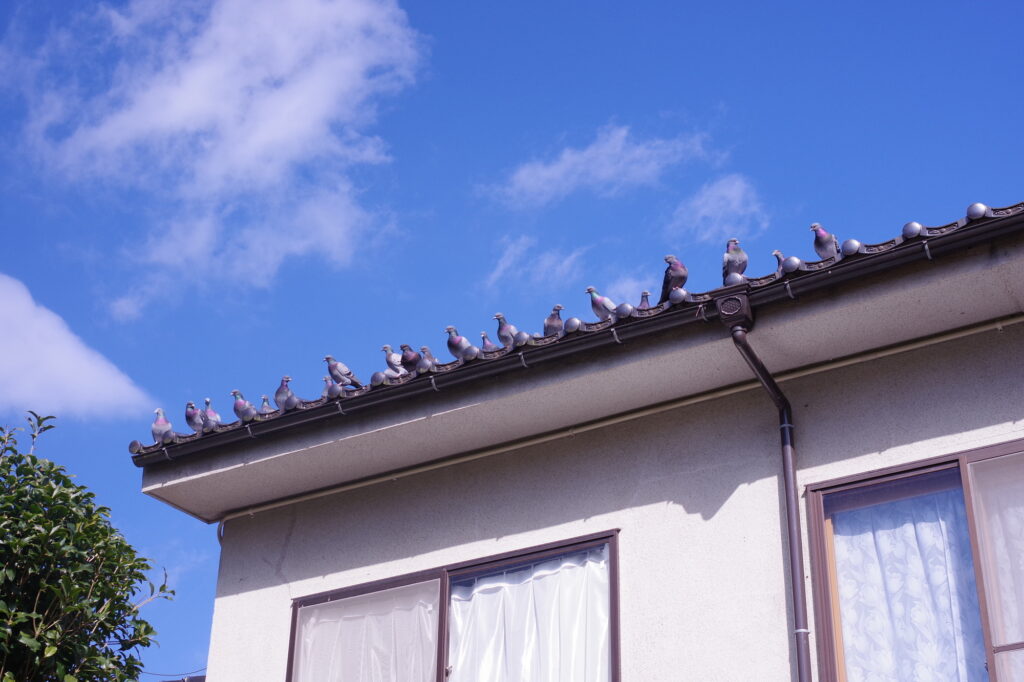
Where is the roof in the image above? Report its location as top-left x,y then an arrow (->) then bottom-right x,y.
131,201 -> 1024,521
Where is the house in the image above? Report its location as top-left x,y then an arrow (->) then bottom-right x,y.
131,201 -> 1024,681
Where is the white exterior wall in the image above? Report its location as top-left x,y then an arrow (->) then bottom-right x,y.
205,323 -> 1024,681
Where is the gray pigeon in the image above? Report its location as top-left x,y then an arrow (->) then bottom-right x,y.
230,390 -> 257,422
324,355 -> 362,388
274,376 -> 301,411
399,344 -> 422,374
772,249 -> 785,272
659,255 -> 689,304
322,376 -> 343,400
493,313 -> 518,348
417,346 -> 438,372
152,408 -> 173,443
185,401 -> 204,434
480,331 -> 500,352
543,304 -> 565,337
381,345 -> 408,379
638,291 -> 652,310
444,326 -> 476,360
418,346 -> 438,372
258,395 -> 276,415
722,238 -> 748,285
202,398 -> 221,432
585,286 -> 617,321
811,223 -> 840,260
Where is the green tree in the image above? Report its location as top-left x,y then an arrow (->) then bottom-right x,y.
0,413 -> 172,682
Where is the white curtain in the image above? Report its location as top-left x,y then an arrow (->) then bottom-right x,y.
831,488 -> 988,681
292,579 -> 439,682
970,452 -> 1024,679
447,545 -> 610,682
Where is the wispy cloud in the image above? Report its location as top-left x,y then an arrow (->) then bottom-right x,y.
491,125 -> 710,209
0,273 -> 150,418
605,273 -> 655,308
668,174 -> 768,244
486,235 -> 589,291
12,0 -> 421,319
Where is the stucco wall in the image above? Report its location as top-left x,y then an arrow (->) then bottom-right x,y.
204,323 -> 1024,681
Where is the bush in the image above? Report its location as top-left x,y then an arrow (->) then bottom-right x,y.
0,413 -> 172,682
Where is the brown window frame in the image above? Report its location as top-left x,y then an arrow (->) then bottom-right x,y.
806,437 -> 1024,682
285,529 -> 621,682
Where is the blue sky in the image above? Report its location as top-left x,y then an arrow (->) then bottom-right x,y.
1,0 -> 1022,675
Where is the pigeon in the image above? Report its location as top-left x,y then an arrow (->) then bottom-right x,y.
543,305 -> 565,337
722,238 -> 748,285
811,223 -> 840,260
772,249 -> 785,272
322,376 -> 343,400
258,395 -> 276,415
418,346 -> 438,372
203,398 -> 221,431
381,345 -> 408,379
659,255 -> 689,304
185,401 -> 204,434
152,408 -> 173,444
444,326 -> 474,360
399,344 -> 422,374
480,331 -> 500,352
493,313 -> 518,348
274,376 -> 301,411
324,356 -> 361,388
230,390 -> 257,422
638,291 -> 652,310
585,286 -> 617,321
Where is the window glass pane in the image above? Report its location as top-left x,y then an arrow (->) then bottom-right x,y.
292,579 -> 439,682
969,451 -> 1024,648
825,468 -> 989,681
994,648 -> 1024,680
447,544 -> 610,682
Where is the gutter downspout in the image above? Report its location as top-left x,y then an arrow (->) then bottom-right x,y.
729,323 -> 813,682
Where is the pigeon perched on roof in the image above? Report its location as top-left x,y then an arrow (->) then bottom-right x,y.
543,304 -> 565,337
230,390 -> 257,422
185,401 -> 204,434
322,376 -> 343,400
493,313 -> 518,348
585,286 -> 617,321
418,346 -> 438,372
274,376 -> 301,411
399,344 -> 422,374
659,255 -> 689,304
203,398 -> 222,432
811,223 -> 840,261
381,345 -> 408,379
638,291 -> 652,310
722,239 -> 748,285
772,249 -> 785,272
258,395 -> 276,415
152,408 -> 173,444
480,331 -> 500,352
444,326 -> 476,360
324,356 -> 361,388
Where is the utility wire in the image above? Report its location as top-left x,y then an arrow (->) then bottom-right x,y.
140,666 -> 208,677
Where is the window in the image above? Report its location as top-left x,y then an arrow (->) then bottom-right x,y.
287,532 -> 619,682
808,442 -> 1024,682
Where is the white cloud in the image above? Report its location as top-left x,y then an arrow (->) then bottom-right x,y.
668,174 -> 769,244
486,235 -> 589,291
0,273 -> 150,418
605,273 -> 654,308
18,0 -> 421,318
492,125 -> 709,208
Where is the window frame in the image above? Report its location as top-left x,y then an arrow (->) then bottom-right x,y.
285,529 -> 620,682
806,437 -> 1024,682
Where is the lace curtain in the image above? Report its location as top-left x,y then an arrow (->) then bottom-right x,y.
831,486 -> 988,681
